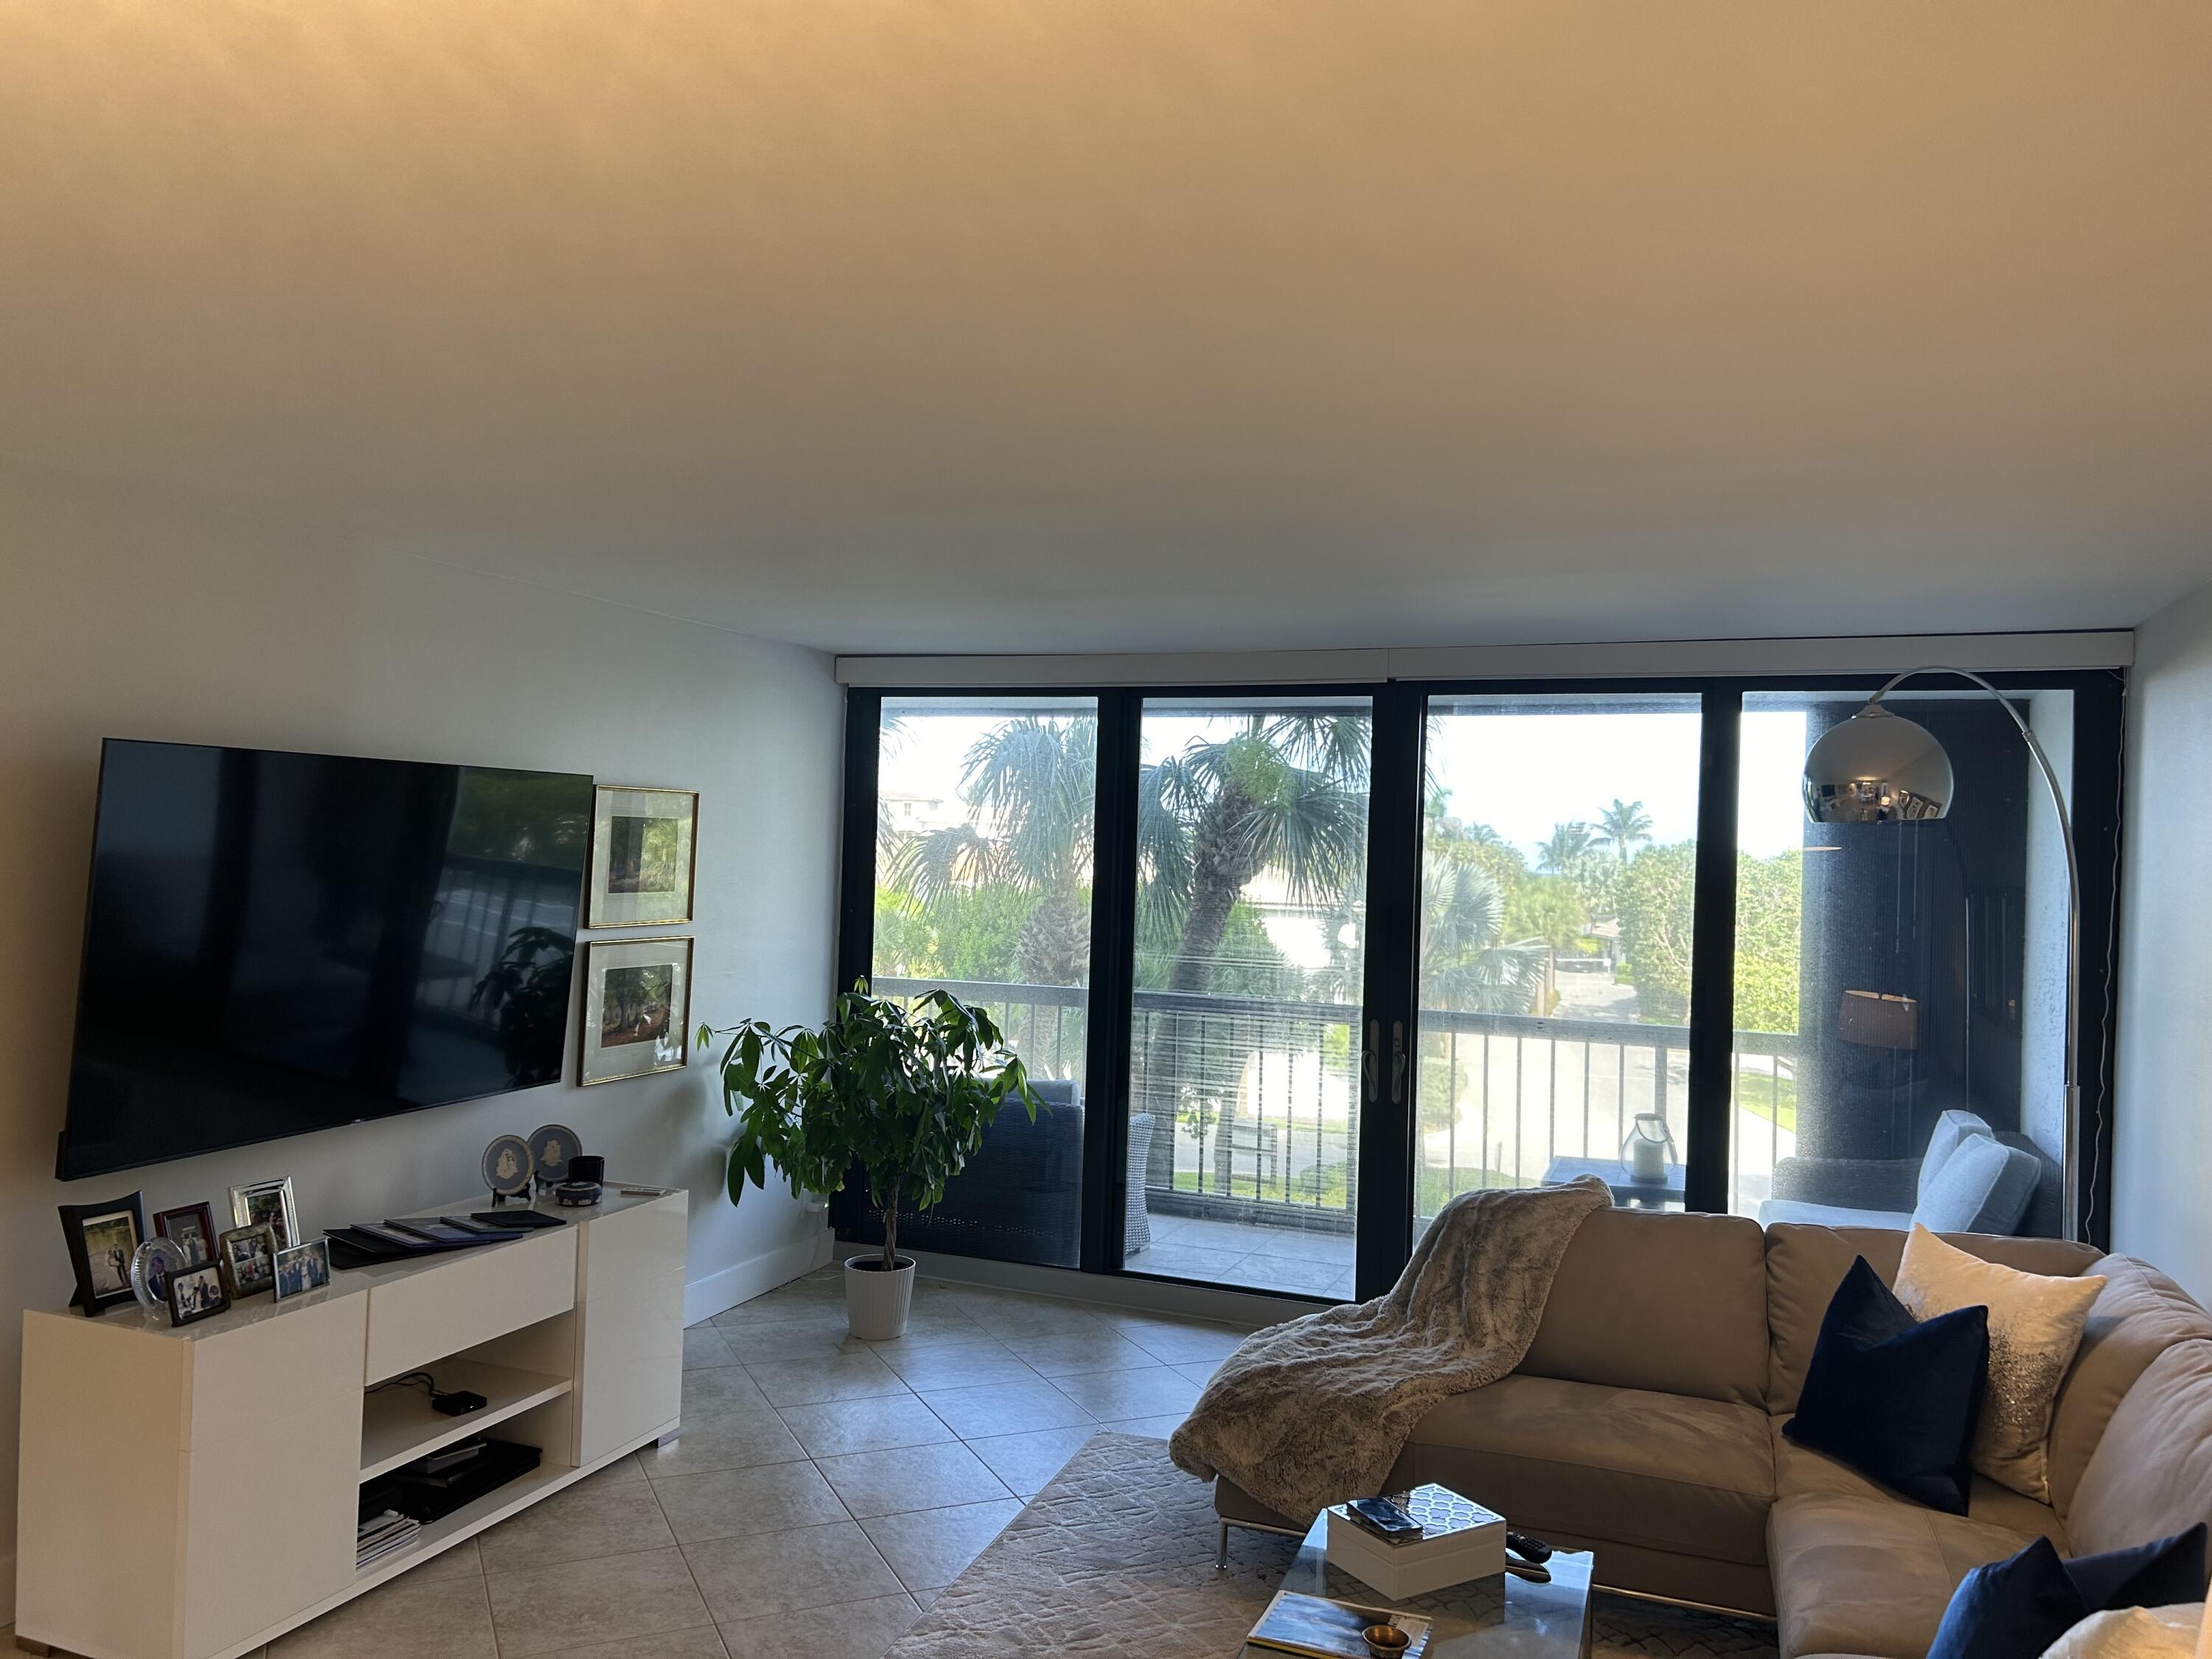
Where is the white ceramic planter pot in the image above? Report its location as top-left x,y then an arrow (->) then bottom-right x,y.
843,1253 -> 917,1339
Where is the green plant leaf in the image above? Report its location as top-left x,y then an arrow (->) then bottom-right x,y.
709,985 -> 1038,1241
726,1139 -> 752,1206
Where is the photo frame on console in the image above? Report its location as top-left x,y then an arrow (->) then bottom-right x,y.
218,1223 -> 278,1300
154,1201 -> 218,1267
229,1177 -> 299,1248
58,1191 -> 146,1317
273,1238 -> 331,1301
167,1262 -> 229,1328
586,787 -> 698,928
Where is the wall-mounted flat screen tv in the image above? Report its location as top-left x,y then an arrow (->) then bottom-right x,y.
58,740 -> 593,1181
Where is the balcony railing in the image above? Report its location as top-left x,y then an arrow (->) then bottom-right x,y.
872,975 -> 1801,1229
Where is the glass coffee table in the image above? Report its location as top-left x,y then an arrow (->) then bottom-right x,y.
1242,1512 -> 1593,1659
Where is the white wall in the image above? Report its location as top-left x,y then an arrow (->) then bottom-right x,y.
2113,578 -> 2212,1301
0,459 -> 843,1623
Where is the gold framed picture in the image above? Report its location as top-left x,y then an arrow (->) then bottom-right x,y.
586,787 -> 698,928
578,936 -> 693,1086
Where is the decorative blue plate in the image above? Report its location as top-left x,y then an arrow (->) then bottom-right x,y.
481,1133 -> 533,1197
529,1123 -> 582,1186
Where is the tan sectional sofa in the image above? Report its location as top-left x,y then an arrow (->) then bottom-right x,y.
1214,1210 -> 2212,1658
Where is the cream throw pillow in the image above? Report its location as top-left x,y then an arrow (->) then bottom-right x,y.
1895,1224 -> 2105,1501
2038,1604 -> 2203,1659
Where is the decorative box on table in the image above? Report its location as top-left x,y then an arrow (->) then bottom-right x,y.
1324,1484 -> 1507,1599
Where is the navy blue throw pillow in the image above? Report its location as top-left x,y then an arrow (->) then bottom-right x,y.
1783,1256 -> 1989,1514
1930,1537 -> 2087,1659
2065,1523 -> 2209,1610
1930,1527 -> 2210,1659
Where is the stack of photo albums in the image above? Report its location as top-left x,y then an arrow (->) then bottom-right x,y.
355,1509 -> 420,1571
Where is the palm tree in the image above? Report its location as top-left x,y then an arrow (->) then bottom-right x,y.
886,717 -> 1098,987
901,711 -> 1547,1188
1135,716 -> 1368,992
1538,821 -> 1595,874
1594,799 -> 1654,864
1130,717 -> 1371,1180
1418,855 -> 1546,1013
931,711 -> 1368,1183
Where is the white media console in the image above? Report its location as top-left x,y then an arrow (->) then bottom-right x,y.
14,1186 -> 687,1659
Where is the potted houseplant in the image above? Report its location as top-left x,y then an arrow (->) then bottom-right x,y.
700,980 -> 1040,1339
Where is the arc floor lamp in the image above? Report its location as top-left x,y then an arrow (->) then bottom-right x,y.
1801,666 -> 2082,1243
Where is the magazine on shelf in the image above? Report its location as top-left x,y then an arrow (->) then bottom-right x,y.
355,1509 -> 421,1569
1245,1587 -> 1432,1659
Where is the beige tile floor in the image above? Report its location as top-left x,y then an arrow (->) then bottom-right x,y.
0,1268 -> 1253,1659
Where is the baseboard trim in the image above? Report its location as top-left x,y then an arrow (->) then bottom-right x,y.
683,1228 -> 834,1326
680,1231 -> 1302,1332
892,1246 -> 1298,1329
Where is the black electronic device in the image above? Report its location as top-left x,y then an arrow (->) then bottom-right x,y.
1506,1530 -> 1554,1564
58,739 -> 591,1181
364,1439 -> 541,1523
1346,1497 -> 1425,1544
432,1390 -> 487,1416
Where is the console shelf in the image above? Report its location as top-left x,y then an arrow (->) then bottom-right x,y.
359,1358 -> 574,1480
352,1459 -> 579,1589
15,1186 -> 687,1659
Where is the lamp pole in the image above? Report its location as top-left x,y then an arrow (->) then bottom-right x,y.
1815,667 -> 2082,1242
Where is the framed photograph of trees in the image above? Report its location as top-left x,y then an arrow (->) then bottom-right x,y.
586,787 -> 698,928
578,936 -> 693,1085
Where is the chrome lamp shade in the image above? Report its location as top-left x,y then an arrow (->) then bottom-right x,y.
1801,706 -> 1955,824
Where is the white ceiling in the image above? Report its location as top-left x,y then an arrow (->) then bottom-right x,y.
2,1 -> 2207,654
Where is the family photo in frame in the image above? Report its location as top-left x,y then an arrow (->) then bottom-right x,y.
229,1177 -> 299,1249
274,1238 -> 331,1301
166,1262 -> 229,1327
218,1223 -> 277,1300
154,1201 -> 218,1267
57,1192 -> 146,1317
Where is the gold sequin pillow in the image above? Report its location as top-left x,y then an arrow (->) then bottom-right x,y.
1896,1225 -> 2105,1502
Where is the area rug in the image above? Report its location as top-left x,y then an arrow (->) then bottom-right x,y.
884,1433 -> 1776,1659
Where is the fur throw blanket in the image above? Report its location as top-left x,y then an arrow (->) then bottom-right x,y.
1168,1176 -> 1611,1521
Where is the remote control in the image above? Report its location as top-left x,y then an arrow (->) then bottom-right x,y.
1506,1530 -> 1552,1563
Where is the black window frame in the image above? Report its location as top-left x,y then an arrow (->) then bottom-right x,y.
832,667 -> 2126,1301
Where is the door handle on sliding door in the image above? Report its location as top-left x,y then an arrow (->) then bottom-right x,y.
1363,1020 -> 1380,1104
1391,1020 -> 1407,1105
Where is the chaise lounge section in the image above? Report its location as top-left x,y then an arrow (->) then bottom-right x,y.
1214,1208 -> 2212,1656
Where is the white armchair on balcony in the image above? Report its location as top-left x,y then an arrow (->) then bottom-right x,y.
1759,1107 -> 2050,1235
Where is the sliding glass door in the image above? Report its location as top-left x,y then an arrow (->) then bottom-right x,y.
835,670 -> 2121,1291
1413,695 -> 1705,1225
866,695 -> 1098,1267
1123,697 -> 1374,1298
1728,687 -> 2082,1237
